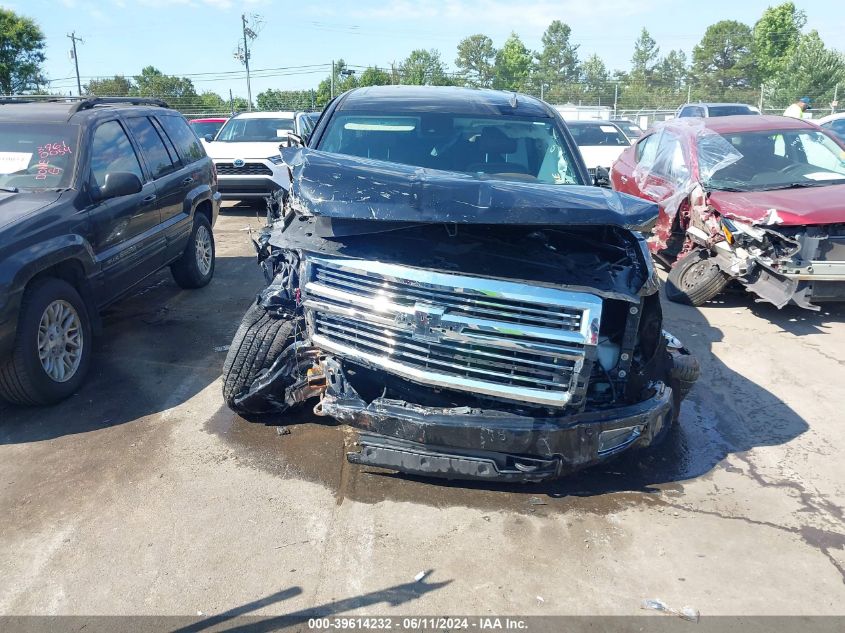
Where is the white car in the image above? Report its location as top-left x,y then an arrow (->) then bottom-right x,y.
816,112 -> 845,142
204,111 -> 295,201
565,120 -> 632,176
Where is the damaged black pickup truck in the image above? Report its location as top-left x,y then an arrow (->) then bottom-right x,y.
222,86 -> 698,482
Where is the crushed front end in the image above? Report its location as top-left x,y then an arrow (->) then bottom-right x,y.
228,150 -> 698,482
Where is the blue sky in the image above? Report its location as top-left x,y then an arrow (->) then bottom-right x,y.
9,0 -> 843,99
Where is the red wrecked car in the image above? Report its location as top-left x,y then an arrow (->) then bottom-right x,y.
612,115 -> 845,310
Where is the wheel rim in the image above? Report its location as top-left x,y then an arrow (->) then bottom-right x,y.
195,225 -> 213,276
681,257 -> 717,291
37,300 -> 83,383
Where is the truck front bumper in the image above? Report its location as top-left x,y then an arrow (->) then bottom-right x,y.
326,382 -> 675,482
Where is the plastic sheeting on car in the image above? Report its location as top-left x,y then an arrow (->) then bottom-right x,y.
632,118 -> 742,248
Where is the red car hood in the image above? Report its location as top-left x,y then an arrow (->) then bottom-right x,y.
708,185 -> 845,226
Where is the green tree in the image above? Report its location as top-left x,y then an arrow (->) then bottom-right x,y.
401,49 -> 451,86
256,89 -> 314,111
358,66 -> 391,87
133,66 -> 198,110
581,54 -> 611,103
692,20 -> 756,98
535,20 -> 580,88
655,49 -> 688,94
84,75 -> 135,96
771,31 -> 845,108
493,33 -> 532,91
753,2 -> 806,83
455,34 -> 496,88
630,28 -> 660,84
0,8 -> 46,93
316,59 -> 359,105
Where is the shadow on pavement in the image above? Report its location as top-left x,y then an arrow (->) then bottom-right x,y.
0,253 -> 263,444
173,573 -> 450,633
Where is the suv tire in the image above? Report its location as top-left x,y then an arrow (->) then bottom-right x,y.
0,278 -> 92,406
171,214 -> 215,289
222,302 -> 299,415
665,249 -> 729,306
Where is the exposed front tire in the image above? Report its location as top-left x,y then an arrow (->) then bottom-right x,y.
171,214 -> 215,289
222,302 -> 298,414
665,249 -> 730,306
0,278 -> 93,406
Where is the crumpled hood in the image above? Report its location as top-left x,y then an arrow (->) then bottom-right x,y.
205,141 -> 282,161
709,185 -> 845,226
283,148 -> 658,229
0,190 -> 63,231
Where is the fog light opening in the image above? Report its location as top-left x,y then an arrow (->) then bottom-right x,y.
598,425 -> 643,455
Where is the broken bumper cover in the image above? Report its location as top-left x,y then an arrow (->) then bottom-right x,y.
330,384 -> 674,482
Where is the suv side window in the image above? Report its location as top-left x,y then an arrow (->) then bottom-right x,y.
158,115 -> 204,164
90,120 -> 143,189
125,116 -> 176,179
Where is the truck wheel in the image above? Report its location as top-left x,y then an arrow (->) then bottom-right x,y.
665,249 -> 729,306
0,278 -> 92,406
222,302 -> 298,414
171,214 -> 215,289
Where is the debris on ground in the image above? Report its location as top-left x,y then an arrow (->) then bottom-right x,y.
528,496 -> 547,506
276,426 -> 291,436
536,596 -> 545,606
414,571 -> 427,582
641,598 -> 700,622
214,345 -> 230,352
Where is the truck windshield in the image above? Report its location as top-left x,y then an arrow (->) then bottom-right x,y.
317,112 -> 581,185
0,123 -> 80,190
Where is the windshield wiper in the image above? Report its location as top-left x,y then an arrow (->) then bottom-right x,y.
755,181 -> 834,191
0,186 -> 18,193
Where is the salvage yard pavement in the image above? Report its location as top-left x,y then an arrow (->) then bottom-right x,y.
0,201 -> 843,618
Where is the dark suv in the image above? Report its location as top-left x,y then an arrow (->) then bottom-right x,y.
222,86 -> 699,482
0,97 -> 221,405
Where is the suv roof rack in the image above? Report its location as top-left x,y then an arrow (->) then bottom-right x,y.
0,95 -> 170,112
70,97 -> 169,113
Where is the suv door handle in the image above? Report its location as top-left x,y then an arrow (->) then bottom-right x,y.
181,177 -> 194,185
143,194 -> 157,203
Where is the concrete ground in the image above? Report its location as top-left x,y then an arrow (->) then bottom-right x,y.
1,203 -> 843,618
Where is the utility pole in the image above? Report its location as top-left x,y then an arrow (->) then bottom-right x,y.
759,84 -> 764,112
613,83 -> 619,117
331,60 -> 335,99
687,84 -> 691,103
229,89 -> 235,116
67,32 -> 84,96
241,14 -> 253,111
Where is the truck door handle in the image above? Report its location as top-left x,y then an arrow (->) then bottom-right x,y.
143,194 -> 157,203
182,177 -> 194,185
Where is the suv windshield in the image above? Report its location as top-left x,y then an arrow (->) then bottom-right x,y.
216,117 -> 294,142
190,120 -> 225,139
568,122 -> 630,147
0,123 -> 79,190
705,129 -> 845,191
317,112 -> 580,185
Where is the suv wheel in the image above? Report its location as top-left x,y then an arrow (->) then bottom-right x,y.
0,278 -> 92,406
171,214 -> 215,289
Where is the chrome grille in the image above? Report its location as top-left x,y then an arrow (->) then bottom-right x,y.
216,162 -> 273,176
303,258 -> 602,407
